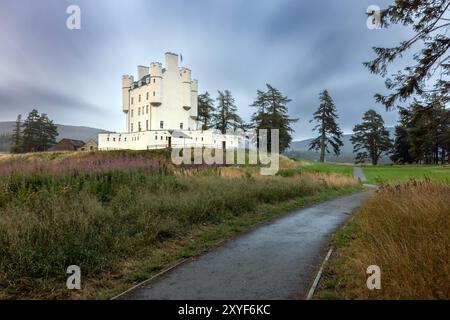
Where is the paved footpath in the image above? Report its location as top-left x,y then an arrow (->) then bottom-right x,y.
353,167 -> 367,182
116,191 -> 372,300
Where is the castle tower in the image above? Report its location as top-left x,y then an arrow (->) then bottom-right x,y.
180,68 -> 192,111
122,75 -> 133,132
149,62 -> 162,106
137,65 -> 149,80
189,79 -> 198,129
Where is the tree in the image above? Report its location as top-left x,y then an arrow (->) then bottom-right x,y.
365,0 -> 450,109
197,91 -> 215,130
250,84 -> 298,153
22,109 -> 58,152
351,109 -> 393,165
308,90 -> 343,162
213,90 -> 243,134
11,114 -> 23,153
404,98 -> 450,164
39,113 -> 58,151
391,125 -> 414,164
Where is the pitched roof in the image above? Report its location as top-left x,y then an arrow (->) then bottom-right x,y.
57,138 -> 85,148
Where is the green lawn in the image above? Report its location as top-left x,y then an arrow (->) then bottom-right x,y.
362,165 -> 450,184
292,159 -> 450,184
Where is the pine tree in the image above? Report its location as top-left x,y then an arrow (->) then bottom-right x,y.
22,109 -> 58,152
308,90 -> 343,162
364,0 -> 450,109
405,98 -> 449,164
250,84 -> 298,153
197,91 -> 215,130
391,125 -> 414,164
22,109 -> 41,152
391,107 -> 414,164
11,114 -> 23,153
39,113 -> 58,151
213,90 -> 243,134
351,109 -> 393,165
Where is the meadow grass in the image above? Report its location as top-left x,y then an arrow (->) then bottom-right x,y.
316,180 -> 450,299
276,161 -> 353,177
0,150 -> 360,299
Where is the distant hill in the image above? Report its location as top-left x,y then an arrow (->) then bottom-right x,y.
0,121 -> 108,152
286,128 -> 395,164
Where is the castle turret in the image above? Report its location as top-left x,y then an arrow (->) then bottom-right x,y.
122,75 -> 133,113
165,52 -> 179,72
137,65 -> 149,80
150,62 -> 162,106
181,68 -> 192,110
190,79 -> 198,118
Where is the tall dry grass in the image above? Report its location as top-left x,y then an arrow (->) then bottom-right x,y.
330,180 -> 450,299
0,151 -> 359,298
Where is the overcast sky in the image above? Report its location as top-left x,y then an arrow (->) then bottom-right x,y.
0,0 -> 414,140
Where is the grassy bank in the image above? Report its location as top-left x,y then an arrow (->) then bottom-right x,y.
0,151 -> 360,299
316,180 -> 450,299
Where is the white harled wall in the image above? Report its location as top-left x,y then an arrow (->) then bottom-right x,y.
99,52 -> 241,151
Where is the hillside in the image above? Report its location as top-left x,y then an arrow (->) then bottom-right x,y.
0,121 -> 108,152
286,128 -> 395,164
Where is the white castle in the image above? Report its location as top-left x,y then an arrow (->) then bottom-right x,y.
98,52 -> 240,150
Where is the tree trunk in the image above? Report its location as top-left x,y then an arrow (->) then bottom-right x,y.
319,134 -> 325,162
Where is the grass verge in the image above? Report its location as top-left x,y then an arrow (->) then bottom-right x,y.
315,180 -> 450,300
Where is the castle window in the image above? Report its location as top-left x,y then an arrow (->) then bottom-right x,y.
107,137 -> 109,142
146,105 -> 149,114
113,138 -> 115,142
155,136 -> 157,140
146,92 -> 149,100
161,136 -> 163,140
124,138 -> 126,142
131,123 -> 134,132
138,122 -> 141,132
138,107 -> 140,116
153,79 -> 156,83
138,94 -> 141,102
146,120 -> 149,131
180,123 -> 183,130
131,109 -> 134,117
153,91 -> 156,96
160,121 -> 164,129
131,97 -> 134,105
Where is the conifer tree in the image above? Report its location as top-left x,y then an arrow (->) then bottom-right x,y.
250,84 -> 298,153
351,109 -> 393,165
365,0 -> 450,109
11,114 -> 23,153
22,109 -> 58,152
308,90 -> 343,162
213,90 -> 243,134
197,91 -> 215,130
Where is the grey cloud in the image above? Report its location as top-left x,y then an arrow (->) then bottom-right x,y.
0,0 -> 413,139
